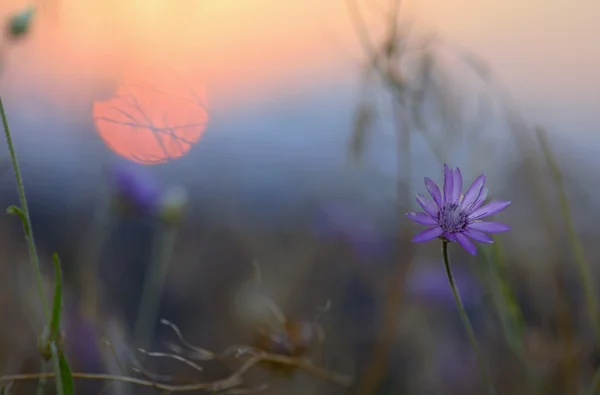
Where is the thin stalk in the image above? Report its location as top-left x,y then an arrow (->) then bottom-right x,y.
49,346 -> 64,395
79,192 -> 114,321
355,100 -> 415,395
480,244 -> 538,394
535,128 -> 600,347
442,240 -> 496,395
587,367 -> 600,395
0,96 -> 49,321
79,199 -> 126,395
132,222 -> 178,354
537,129 -> 600,394
0,350 -> 353,390
0,96 -> 66,395
35,362 -> 48,395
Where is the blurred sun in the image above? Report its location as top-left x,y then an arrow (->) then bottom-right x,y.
92,66 -> 209,165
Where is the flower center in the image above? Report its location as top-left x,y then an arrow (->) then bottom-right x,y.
437,202 -> 469,233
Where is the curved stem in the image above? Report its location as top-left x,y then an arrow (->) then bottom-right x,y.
0,96 -> 50,321
442,240 -> 496,395
536,128 -> 600,348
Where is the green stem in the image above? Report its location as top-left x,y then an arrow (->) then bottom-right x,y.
79,195 -> 113,321
132,223 -> 178,354
0,96 -> 50,322
49,345 -> 64,395
1,96 -> 68,395
587,366 -> 600,395
535,128 -> 600,348
442,240 -> 496,395
35,362 -> 48,395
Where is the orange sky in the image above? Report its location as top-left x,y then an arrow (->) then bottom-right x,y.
0,0 -> 597,163
1,0 -> 598,104
1,0 -> 353,103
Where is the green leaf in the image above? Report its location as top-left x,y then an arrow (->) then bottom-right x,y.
49,253 -> 63,342
50,345 -> 74,395
6,205 -> 29,233
58,352 -> 74,395
1,385 -> 5,395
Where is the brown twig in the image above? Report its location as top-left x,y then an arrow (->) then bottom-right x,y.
0,351 -> 352,392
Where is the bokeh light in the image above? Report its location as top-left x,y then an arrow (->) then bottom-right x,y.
93,66 -> 209,164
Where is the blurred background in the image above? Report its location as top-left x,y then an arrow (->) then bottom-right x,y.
0,0 -> 599,394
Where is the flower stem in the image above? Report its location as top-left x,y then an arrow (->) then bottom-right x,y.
35,362 -> 48,395
79,194 -> 113,320
132,222 -> 178,354
441,240 -> 496,395
0,96 -> 49,321
536,127 -> 600,349
0,96 -> 67,395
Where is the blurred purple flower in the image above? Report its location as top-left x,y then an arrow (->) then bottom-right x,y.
109,163 -> 161,216
63,305 -> 103,372
407,264 -> 480,308
435,342 -> 478,390
406,164 -> 511,256
315,204 -> 388,258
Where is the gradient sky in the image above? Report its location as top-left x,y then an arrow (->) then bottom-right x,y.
0,0 -> 598,164
2,0 -> 597,103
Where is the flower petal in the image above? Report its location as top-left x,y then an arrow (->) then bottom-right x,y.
424,178 -> 442,207
452,168 -> 463,202
444,232 -> 457,242
463,229 -> 494,243
461,174 -> 486,209
443,164 -> 453,203
412,227 -> 443,242
472,188 -> 489,210
406,212 -> 438,226
470,200 -> 511,220
455,233 -> 478,256
416,193 -> 438,217
468,221 -> 511,233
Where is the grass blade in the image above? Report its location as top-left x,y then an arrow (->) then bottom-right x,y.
50,254 -> 63,341
58,352 -> 74,395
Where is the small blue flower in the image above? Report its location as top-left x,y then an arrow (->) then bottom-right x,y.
109,163 -> 161,216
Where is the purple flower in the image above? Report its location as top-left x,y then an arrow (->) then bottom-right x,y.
109,162 -> 161,216
63,305 -> 103,372
314,204 -> 389,258
406,164 -> 510,256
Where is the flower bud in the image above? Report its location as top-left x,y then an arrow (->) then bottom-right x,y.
158,185 -> 188,225
108,163 -> 161,217
7,6 -> 35,40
